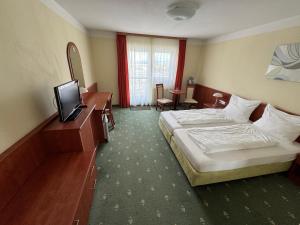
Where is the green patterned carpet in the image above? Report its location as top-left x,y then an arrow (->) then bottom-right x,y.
88,107 -> 300,225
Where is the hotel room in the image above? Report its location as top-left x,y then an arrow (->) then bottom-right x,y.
1,0 -> 300,225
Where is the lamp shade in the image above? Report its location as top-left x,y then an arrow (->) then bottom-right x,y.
213,92 -> 223,98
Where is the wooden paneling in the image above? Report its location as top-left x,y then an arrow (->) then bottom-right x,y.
194,84 -> 231,108
0,113 -> 56,211
194,83 -> 300,143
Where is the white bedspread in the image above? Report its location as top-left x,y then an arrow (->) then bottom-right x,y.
187,124 -> 277,153
160,111 -> 240,133
173,129 -> 300,172
170,109 -> 232,125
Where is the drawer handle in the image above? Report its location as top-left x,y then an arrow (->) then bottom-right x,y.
93,179 -> 97,189
90,179 -> 97,190
74,219 -> 80,225
91,165 -> 95,176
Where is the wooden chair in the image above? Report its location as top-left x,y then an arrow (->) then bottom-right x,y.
156,84 -> 173,111
183,84 -> 198,108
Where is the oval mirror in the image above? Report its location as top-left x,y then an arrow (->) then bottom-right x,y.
66,42 -> 86,87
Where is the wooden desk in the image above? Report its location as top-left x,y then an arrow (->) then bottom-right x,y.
82,92 -> 112,111
169,89 -> 185,110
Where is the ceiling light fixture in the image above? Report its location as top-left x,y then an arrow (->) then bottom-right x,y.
167,1 -> 200,21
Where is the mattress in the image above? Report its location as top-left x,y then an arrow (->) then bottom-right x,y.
159,117 -> 173,144
173,128 -> 300,173
160,110 -> 239,133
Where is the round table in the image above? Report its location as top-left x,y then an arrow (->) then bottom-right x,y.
169,89 -> 185,110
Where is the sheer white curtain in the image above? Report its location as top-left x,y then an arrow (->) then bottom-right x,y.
127,36 -> 152,106
127,36 -> 179,106
151,38 -> 178,89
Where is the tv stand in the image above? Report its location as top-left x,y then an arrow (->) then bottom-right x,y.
79,104 -> 88,108
66,107 -> 82,121
43,92 -> 112,153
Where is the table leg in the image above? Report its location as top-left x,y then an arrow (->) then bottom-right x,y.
173,95 -> 178,110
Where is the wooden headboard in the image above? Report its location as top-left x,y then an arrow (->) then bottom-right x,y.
194,83 -> 300,143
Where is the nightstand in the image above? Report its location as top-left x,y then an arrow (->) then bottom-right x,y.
203,103 -> 224,109
289,154 -> 300,186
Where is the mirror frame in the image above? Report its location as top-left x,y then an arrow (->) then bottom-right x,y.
66,42 -> 81,81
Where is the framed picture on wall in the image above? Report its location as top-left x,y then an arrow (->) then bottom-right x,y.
266,42 -> 300,83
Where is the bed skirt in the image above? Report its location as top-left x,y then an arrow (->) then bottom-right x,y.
158,117 -> 173,144
170,136 -> 292,186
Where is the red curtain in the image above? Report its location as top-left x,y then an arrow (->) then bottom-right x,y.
116,34 -> 130,107
174,39 -> 187,90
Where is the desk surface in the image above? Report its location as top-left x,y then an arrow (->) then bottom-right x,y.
169,89 -> 185,95
83,92 -> 112,111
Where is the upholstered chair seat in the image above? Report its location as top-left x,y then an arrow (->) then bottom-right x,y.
184,98 -> 198,104
184,85 -> 198,108
157,98 -> 173,104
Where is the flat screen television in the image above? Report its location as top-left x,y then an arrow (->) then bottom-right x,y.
54,80 -> 82,122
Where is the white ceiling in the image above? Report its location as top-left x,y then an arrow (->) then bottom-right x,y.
54,0 -> 300,39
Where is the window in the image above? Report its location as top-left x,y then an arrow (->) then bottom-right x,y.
127,36 -> 178,106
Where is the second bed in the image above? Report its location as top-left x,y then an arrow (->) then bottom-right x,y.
171,127 -> 300,186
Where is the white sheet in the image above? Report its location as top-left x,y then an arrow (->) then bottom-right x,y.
173,129 -> 300,172
187,124 -> 277,154
160,110 -> 240,133
170,109 -> 231,125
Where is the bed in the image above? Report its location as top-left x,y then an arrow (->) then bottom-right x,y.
159,109 -> 240,143
170,126 -> 300,186
159,95 -> 263,144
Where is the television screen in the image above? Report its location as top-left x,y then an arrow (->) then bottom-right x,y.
54,80 -> 81,122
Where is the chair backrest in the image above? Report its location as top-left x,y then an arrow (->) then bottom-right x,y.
156,84 -> 164,99
186,85 -> 195,99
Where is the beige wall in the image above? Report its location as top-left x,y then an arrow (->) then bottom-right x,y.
0,0 -> 95,154
90,36 -> 119,104
89,36 -> 203,104
180,40 -> 203,101
199,26 -> 300,114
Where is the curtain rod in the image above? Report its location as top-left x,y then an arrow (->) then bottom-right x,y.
117,32 -> 187,40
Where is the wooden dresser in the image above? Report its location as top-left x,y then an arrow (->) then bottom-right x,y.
0,86 -> 112,225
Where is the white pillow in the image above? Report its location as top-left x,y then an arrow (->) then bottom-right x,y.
254,104 -> 300,142
223,95 -> 261,123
